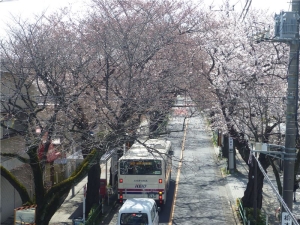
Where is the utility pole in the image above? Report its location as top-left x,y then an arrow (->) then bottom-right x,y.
253,151 -> 258,224
252,2 -> 299,222
282,0 -> 300,216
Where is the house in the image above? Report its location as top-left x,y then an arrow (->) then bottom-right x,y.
0,69 -> 34,223
0,70 -> 28,139
0,69 -> 66,223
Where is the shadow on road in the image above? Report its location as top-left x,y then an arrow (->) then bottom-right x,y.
159,179 -> 176,223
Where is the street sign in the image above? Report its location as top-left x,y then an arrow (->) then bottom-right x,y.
281,212 -> 292,225
229,137 -> 233,151
228,137 -> 234,170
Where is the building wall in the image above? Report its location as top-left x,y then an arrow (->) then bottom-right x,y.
1,164 -> 34,223
1,70 -> 35,139
1,177 -> 22,223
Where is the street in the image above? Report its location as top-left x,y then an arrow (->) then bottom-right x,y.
102,107 -> 235,225
169,113 -> 234,224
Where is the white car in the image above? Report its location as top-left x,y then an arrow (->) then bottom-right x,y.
117,198 -> 160,225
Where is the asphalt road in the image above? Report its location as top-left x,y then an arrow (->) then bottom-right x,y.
103,108 -> 235,225
169,112 -> 234,224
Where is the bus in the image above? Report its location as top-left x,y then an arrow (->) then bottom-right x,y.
118,138 -> 173,205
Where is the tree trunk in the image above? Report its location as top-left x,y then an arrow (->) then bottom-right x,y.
0,166 -> 32,205
35,148 -> 98,224
241,153 -> 269,209
269,158 -> 282,196
86,156 -> 100,216
50,161 -> 55,187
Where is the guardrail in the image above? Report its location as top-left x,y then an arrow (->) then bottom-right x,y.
237,198 -> 269,225
72,205 -> 101,225
237,198 -> 248,225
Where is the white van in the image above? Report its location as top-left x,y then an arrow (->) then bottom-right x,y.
117,198 -> 160,225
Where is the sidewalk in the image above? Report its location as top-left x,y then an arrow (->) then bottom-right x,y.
213,146 -> 300,225
50,177 -> 88,224
49,177 -> 117,225
1,176 -> 118,225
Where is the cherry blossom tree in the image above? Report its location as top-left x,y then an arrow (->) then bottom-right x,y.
196,9 -> 291,210
81,0 -> 211,213
0,10 -> 103,224
1,0 -> 214,222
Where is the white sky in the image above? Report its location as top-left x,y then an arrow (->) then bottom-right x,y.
208,0 -> 289,13
0,0 -> 90,38
0,0 -> 291,37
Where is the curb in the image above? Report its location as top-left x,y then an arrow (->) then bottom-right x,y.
231,204 -> 243,225
222,171 -> 242,225
217,149 -> 242,225
100,199 -> 118,224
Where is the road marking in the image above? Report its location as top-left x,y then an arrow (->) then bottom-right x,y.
168,118 -> 189,225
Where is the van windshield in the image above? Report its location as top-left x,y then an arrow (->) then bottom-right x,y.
120,213 -> 149,225
120,160 -> 162,175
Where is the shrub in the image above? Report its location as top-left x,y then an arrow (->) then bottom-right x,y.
244,207 -> 267,225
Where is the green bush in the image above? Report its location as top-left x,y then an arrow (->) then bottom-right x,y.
236,198 -> 267,225
221,167 -> 230,175
85,204 -> 101,225
212,130 -> 218,146
244,207 -> 267,225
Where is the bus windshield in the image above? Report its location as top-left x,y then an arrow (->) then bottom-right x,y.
120,213 -> 148,225
120,160 -> 162,175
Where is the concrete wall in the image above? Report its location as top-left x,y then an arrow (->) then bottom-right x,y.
1,177 -> 22,223
1,165 -> 34,223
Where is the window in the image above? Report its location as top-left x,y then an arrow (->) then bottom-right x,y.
151,205 -> 156,222
120,160 -> 162,175
120,213 -> 149,225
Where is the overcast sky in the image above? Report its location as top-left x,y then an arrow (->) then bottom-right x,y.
209,0 -> 289,13
0,0 -> 89,37
0,0 -> 291,37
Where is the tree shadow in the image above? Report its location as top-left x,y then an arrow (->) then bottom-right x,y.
69,202 -> 83,220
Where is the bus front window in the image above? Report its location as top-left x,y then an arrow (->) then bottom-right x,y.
120,160 -> 161,175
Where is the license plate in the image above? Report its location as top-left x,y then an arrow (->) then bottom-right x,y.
148,193 -> 157,198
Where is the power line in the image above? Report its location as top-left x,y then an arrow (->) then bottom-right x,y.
239,0 -> 252,21
252,153 -> 299,224
210,0 -> 235,17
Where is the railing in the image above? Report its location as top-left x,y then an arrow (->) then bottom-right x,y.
72,205 -> 101,225
72,191 -> 118,225
237,198 -> 248,225
85,205 -> 102,225
237,198 -> 269,225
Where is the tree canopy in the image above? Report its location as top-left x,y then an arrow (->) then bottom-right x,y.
0,0 -> 298,224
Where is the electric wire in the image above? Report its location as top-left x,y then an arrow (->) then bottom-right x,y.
252,153 -> 299,224
239,0 -> 252,21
